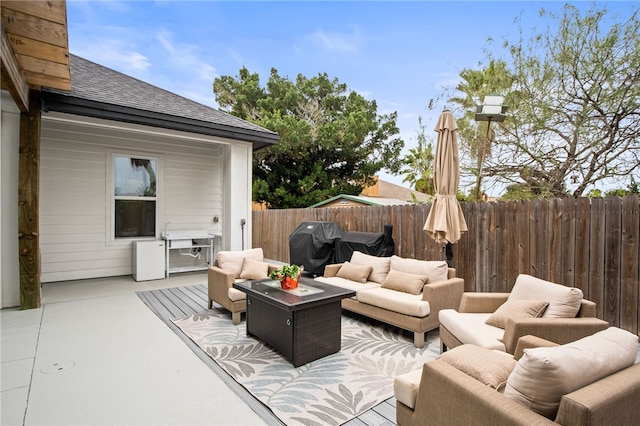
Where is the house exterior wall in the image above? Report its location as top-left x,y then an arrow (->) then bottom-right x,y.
38,112 -> 251,283
1,91 -> 21,307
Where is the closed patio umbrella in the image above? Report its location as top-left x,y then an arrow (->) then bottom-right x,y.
423,110 -> 468,264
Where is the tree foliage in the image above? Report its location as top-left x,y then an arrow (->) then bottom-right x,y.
213,67 -> 404,208
451,4 -> 640,198
400,116 -> 435,195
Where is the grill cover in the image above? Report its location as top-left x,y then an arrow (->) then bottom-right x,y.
289,222 -> 345,275
334,224 -> 394,263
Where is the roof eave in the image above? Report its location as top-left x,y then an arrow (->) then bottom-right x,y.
40,91 -> 279,151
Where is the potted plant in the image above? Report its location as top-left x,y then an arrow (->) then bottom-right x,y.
269,264 -> 303,289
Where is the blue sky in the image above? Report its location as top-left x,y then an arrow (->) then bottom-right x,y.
66,1 -> 637,194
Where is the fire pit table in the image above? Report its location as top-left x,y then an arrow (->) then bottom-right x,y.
233,277 -> 355,367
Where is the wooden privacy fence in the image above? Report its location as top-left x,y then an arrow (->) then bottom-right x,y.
253,196 -> 640,335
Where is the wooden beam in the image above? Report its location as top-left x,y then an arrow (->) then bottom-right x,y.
1,1 -> 67,26
19,89 -> 42,309
0,24 -> 28,111
1,7 -> 68,48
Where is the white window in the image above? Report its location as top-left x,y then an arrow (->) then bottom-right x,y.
112,154 -> 158,239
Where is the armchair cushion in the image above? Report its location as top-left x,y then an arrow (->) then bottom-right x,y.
509,274 -> 583,318
239,258 -> 270,280
485,300 -> 549,329
440,310 -> 506,351
389,256 -> 448,283
215,248 -> 264,278
381,269 -> 428,295
504,327 -> 639,419
439,344 -> 516,390
228,287 -> 247,302
336,261 -> 373,283
350,251 -> 391,283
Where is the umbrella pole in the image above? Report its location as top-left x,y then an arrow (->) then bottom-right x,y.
442,243 -> 453,267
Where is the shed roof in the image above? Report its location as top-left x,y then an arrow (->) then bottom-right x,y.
41,54 -> 279,150
309,194 -> 415,208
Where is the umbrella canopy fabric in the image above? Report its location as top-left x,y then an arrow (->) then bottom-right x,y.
423,110 -> 468,244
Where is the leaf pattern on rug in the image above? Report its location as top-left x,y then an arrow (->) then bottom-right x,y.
172,312 -> 439,426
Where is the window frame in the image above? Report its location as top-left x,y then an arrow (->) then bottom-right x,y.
107,150 -> 162,244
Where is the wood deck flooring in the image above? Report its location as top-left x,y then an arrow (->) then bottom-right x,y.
137,284 -> 399,426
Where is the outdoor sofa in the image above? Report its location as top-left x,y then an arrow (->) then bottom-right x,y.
438,273 -> 609,354
207,248 -> 281,324
394,328 -> 640,425
315,251 -> 464,348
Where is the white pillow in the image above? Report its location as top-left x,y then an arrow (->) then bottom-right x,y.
504,327 -> 639,419
508,274 -> 583,318
239,257 -> 269,280
350,251 -> 391,283
389,256 -> 448,283
216,248 -> 264,278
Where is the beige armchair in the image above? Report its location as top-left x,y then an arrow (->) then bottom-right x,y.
439,274 -> 609,354
207,248 -> 280,324
395,331 -> 640,426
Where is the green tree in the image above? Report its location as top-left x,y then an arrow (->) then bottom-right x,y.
448,61 -> 514,200
400,116 -> 435,195
213,68 -> 404,208
451,4 -> 640,199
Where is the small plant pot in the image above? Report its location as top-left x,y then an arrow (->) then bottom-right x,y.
280,274 -> 300,290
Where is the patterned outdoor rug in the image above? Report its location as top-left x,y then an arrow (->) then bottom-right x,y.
172,310 -> 439,426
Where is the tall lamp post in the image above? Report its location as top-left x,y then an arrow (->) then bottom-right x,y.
474,95 -> 508,201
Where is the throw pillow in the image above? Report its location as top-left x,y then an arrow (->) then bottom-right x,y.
485,300 -> 549,329
216,248 -> 264,278
336,262 -> 373,283
508,274 -> 583,318
389,256 -> 448,283
239,257 -> 270,280
439,344 -> 516,390
350,251 -> 391,284
381,269 -> 428,295
504,327 -> 639,419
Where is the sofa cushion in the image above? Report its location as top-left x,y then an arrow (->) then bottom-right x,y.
356,287 -> 430,317
439,309 -> 506,351
389,256 -> 448,283
381,269 -> 428,295
394,367 -> 423,409
314,276 -> 381,293
485,300 -> 549,329
350,251 -> 391,284
508,274 -> 583,318
216,248 -> 264,278
227,287 -> 247,302
336,261 -> 373,283
239,258 -> 270,280
439,344 -> 516,390
504,327 -> 639,419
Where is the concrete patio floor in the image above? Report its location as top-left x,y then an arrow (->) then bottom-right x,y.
1,272 -> 267,426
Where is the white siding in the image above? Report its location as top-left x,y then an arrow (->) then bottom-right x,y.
39,112 -> 234,283
1,90 -> 21,307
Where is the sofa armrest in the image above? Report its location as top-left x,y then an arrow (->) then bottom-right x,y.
556,363 -> 640,426
423,277 -> 464,312
458,292 -> 509,313
323,263 -> 343,278
502,317 -> 610,354
208,266 -> 236,302
513,335 -> 559,360
406,360 -> 554,426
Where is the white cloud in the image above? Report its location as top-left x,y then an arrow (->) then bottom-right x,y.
72,38 -> 151,73
308,26 -> 362,53
156,30 -> 218,81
